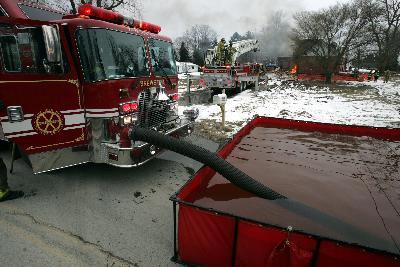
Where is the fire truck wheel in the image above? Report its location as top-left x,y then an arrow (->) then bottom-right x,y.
241,81 -> 247,92
211,88 -> 222,94
10,144 -> 31,168
0,140 -> 10,151
22,153 -> 32,168
236,82 -> 242,93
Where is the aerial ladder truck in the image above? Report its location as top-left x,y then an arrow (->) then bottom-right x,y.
202,39 -> 264,93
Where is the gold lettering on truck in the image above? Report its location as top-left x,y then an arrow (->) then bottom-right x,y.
140,80 -> 163,87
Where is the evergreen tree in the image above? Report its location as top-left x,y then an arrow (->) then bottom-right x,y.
179,42 -> 191,62
230,32 -> 242,42
173,48 -> 179,61
211,38 -> 218,47
192,48 -> 204,66
244,31 -> 255,40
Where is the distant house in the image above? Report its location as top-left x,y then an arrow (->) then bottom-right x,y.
290,39 -> 345,75
176,62 -> 199,74
278,55 -> 345,75
298,56 -> 344,74
277,57 -> 294,71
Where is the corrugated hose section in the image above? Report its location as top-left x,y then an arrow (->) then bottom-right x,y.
130,127 -> 286,200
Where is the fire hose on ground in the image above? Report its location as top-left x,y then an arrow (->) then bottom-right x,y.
130,127 -> 286,200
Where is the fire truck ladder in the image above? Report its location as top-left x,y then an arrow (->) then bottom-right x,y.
204,39 -> 259,66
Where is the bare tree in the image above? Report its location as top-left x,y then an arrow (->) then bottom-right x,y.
292,1 -> 369,82
79,0 -> 124,10
364,0 -> 400,71
175,24 -> 217,64
40,0 -> 143,18
256,11 -> 292,62
68,0 -> 78,13
184,25 -> 217,53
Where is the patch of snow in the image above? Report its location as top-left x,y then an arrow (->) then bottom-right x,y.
180,78 -> 400,137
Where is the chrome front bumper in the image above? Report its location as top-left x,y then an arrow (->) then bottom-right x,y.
100,120 -> 194,168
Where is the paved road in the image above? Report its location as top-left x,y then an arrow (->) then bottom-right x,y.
0,135 -> 218,267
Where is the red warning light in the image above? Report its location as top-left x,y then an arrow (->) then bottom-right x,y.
78,4 -> 124,24
138,21 -> 161,34
130,102 -> 138,111
120,102 -> 139,114
78,4 -> 161,34
80,5 -> 92,16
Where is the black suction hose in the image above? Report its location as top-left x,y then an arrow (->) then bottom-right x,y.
130,127 -> 286,200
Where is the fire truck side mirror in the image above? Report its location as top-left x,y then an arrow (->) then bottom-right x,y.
42,25 -> 62,63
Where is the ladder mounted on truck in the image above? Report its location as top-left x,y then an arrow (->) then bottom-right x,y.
204,39 -> 259,66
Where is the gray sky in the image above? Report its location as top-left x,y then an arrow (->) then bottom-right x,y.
141,0 -> 350,39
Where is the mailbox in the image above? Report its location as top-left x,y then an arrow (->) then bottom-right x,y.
213,93 -> 227,105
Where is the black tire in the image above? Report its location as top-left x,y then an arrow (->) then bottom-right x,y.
0,140 -> 10,151
131,128 -> 286,200
236,82 -> 242,93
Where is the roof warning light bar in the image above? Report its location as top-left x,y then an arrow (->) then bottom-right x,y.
78,4 -> 161,34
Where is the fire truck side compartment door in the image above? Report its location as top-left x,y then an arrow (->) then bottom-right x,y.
0,18 -> 85,160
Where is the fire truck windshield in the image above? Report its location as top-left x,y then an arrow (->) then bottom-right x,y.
77,29 -> 149,82
149,39 -> 177,76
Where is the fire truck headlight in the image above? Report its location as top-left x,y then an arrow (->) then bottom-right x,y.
123,116 -> 132,125
120,114 -> 138,126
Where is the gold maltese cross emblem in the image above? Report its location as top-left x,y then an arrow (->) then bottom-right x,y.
33,109 -> 64,135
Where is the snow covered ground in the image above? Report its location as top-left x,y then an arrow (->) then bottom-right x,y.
180,76 -> 400,138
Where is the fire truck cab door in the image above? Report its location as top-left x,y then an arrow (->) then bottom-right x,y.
0,18 -> 85,155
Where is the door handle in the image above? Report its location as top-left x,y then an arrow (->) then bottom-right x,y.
7,106 -> 24,122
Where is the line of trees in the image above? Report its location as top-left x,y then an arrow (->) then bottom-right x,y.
230,31 -> 255,42
174,25 -> 217,66
364,0 -> 400,72
176,12 -> 293,66
292,0 -> 400,82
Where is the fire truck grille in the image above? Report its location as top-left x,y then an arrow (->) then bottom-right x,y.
138,89 -> 169,129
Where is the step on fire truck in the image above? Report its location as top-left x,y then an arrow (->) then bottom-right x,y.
203,39 -> 264,93
0,1 -> 198,173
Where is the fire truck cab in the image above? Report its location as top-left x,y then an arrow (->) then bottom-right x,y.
0,1 -> 197,173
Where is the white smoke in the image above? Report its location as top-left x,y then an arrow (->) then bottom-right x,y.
142,0 -> 349,39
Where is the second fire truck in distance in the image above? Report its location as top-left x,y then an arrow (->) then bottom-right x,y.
0,1 -> 198,173
203,39 -> 264,93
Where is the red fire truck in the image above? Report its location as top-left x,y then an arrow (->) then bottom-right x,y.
0,1 -> 197,173
203,39 -> 263,93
